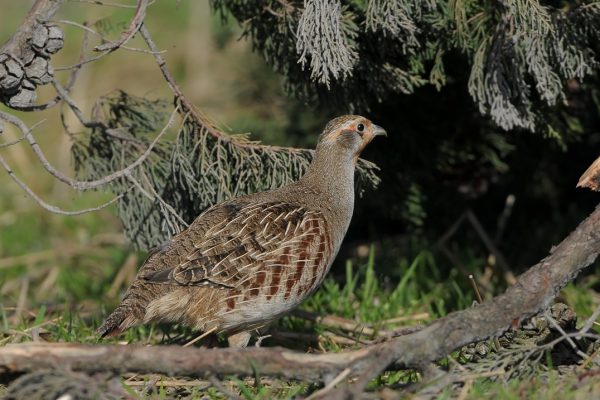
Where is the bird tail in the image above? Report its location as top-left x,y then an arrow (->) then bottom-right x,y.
97,305 -> 141,338
97,281 -> 151,338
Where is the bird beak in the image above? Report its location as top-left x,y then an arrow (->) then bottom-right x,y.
372,124 -> 387,137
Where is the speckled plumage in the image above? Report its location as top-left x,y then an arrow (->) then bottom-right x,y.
97,115 -> 385,347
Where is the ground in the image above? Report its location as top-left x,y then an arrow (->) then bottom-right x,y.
0,203 -> 598,398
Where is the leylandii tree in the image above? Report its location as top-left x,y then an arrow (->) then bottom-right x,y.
211,0 -> 600,245
212,0 -> 600,132
1,0 -> 599,251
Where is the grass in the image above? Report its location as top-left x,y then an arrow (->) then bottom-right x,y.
0,202 -> 598,398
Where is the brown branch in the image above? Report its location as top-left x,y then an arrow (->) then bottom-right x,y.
137,24 -> 315,155
1,203 -> 600,396
0,343 -> 369,382
329,202 -> 600,399
578,155 -> 600,191
94,0 -> 148,52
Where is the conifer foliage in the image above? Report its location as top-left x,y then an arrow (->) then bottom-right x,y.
212,0 -> 600,132
72,92 -> 379,249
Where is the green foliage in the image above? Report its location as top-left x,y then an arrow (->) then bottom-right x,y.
302,246 -> 474,328
212,0 -> 600,133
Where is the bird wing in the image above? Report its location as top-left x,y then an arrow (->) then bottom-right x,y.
141,201 -> 331,290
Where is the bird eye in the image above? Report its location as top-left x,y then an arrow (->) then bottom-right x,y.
357,123 -> 365,132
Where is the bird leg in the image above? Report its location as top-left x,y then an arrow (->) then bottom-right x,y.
227,331 -> 251,348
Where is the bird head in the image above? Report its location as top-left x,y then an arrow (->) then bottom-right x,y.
317,115 -> 386,162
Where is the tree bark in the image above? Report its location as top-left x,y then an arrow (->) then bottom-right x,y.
578,155 -> 600,192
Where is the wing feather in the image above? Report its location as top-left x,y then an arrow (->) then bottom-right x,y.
141,201 -> 329,289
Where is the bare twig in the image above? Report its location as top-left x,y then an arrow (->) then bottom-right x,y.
468,274 -> 484,303
52,79 -> 103,128
54,51 -> 110,71
465,210 -> 516,285
544,311 -> 590,360
0,153 -> 124,216
137,24 -> 316,155
57,19 -> 162,54
139,169 -> 189,227
435,210 -> 516,285
94,0 -> 149,52
305,368 -> 351,400
70,0 -> 141,8
0,106 -> 180,191
380,312 -> 429,325
292,309 -> 379,337
495,194 -> 516,243
0,119 -> 46,148
578,305 -> 600,338
183,327 -> 217,348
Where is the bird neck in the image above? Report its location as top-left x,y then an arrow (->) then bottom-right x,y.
298,145 -> 356,228
302,146 -> 355,193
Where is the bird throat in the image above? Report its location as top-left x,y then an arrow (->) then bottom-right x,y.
298,145 -> 356,236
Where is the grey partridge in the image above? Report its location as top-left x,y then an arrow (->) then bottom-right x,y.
97,115 -> 386,347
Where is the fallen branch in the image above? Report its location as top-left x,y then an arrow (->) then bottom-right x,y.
578,155 -> 600,191
330,202 -> 600,399
0,342 -> 370,382
1,203 -> 600,397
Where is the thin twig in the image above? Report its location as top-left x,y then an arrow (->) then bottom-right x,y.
544,311 -> 589,359
468,274 -> 484,303
70,0 -> 149,8
57,19 -> 163,54
579,305 -> 600,338
465,210 -> 516,285
54,52 -> 110,71
306,368 -> 351,400
52,79 -> 103,128
94,0 -> 148,52
292,309 -> 379,337
0,119 -> 46,149
0,105 -> 179,191
0,154 -> 124,216
140,168 -> 189,227
183,327 -> 217,348
137,24 -> 314,155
